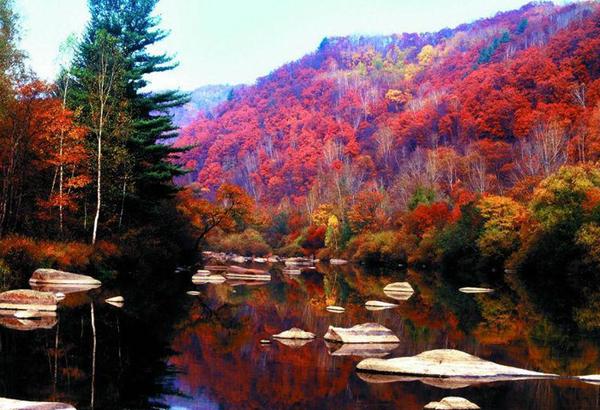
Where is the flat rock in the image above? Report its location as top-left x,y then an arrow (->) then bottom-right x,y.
330,258 -> 348,265
576,374 -> 600,385
383,282 -> 415,300
105,296 -> 124,303
30,268 -> 101,286
383,282 -> 414,293
326,305 -> 345,313
458,287 -> 493,294
356,349 -> 558,379
272,327 -> 316,339
282,268 -> 302,275
192,274 -> 226,284
326,341 -> 399,357
195,269 -> 211,276
186,290 -> 200,296
253,257 -> 267,263
365,300 -> 398,310
424,397 -> 480,409
259,339 -> 271,344
14,310 -> 40,319
0,397 -> 75,410
0,290 -> 58,311
29,284 -> 99,294
324,323 -> 400,344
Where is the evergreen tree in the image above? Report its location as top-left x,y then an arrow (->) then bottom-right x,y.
69,0 -> 188,241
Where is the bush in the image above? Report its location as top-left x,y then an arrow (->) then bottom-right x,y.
346,231 -> 404,264
208,228 -> 272,256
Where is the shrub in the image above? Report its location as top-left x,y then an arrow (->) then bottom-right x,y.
346,231 -> 404,264
208,228 -> 272,256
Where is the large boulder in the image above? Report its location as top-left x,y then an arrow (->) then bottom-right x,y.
0,290 -> 58,311
356,349 -> 558,379
424,397 -> 480,409
324,323 -> 400,344
272,327 -> 316,340
0,398 -> 75,410
29,269 -> 101,286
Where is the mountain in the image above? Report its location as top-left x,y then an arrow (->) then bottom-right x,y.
170,84 -> 238,127
174,1 -> 600,207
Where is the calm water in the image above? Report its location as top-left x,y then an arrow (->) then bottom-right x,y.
1,263 -> 599,409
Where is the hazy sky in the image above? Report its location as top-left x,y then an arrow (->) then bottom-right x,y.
16,0 -> 542,91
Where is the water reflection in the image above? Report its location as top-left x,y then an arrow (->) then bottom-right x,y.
0,263 -> 598,409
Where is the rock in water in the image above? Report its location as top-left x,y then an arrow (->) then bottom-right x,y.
259,339 -> 271,344
576,374 -> 600,385
356,349 -> 558,379
225,266 -> 270,281
193,274 -> 226,284
272,327 -> 316,339
195,269 -> 211,276
0,290 -> 58,311
282,268 -> 302,275
30,268 -> 101,286
326,305 -> 345,313
0,397 -> 75,409
105,296 -> 124,307
458,287 -> 493,294
330,258 -> 348,265
383,282 -> 415,300
424,397 -> 480,409
13,310 -> 40,319
365,300 -> 398,310
186,290 -> 200,296
324,323 -> 400,344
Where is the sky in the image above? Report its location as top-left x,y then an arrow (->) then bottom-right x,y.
16,0 -> 545,91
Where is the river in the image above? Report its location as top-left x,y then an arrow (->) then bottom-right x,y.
1,262 -> 599,409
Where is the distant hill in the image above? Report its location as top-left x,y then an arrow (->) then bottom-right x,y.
170,84 -> 238,127
174,1 -> 600,205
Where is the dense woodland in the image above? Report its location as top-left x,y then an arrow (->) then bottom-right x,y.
0,0 -> 189,282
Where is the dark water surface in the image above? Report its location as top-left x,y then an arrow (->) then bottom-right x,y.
1,263 -> 599,409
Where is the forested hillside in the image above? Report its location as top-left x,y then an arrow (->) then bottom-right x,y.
177,2 -> 600,204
